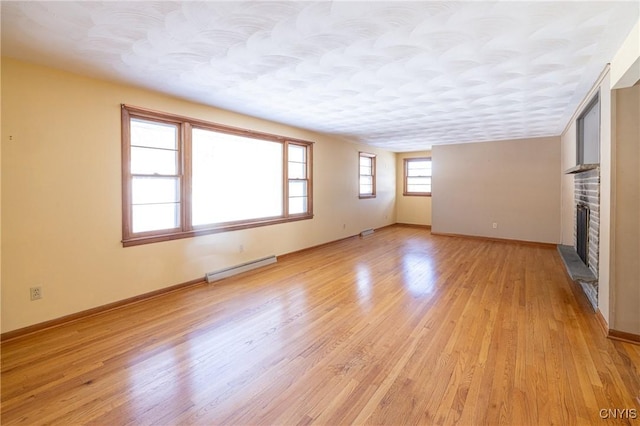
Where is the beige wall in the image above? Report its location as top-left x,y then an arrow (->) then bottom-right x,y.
611,19 -> 640,89
0,56 -> 3,334
611,84 -> 640,334
560,121 -> 577,246
0,58 -> 396,333
395,151 -> 432,226
560,69 -> 614,323
432,137 -> 561,244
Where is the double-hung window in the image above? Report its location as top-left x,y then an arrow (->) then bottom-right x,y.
129,117 -> 182,234
404,157 -> 432,196
122,105 -> 313,246
359,152 -> 376,198
288,144 -> 310,214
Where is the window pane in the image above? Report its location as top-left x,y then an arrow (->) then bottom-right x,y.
289,180 -> 307,197
360,165 -> 372,176
407,161 -> 431,177
360,156 -> 372,168
131,118 -> 177,150
192,128 -> 283,225
289,196 -> 308,214
132,203 -> 180,233
132,177 -> 180,205
407,176 -> 431,186
288,162 -> 306,179
407,159 -> 430,168
360,184 -> 373,195
360,175 -> 373,186
131,147 -> 177,175
288,144 -> 306,163
407,184 -> 431,193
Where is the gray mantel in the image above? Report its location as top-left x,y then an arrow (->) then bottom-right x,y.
565,163 -> 599,174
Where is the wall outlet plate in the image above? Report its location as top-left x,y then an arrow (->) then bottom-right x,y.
30,287 -> 42,301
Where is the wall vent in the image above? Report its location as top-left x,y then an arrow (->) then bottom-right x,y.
205,255 -> 277,283
360,228 -> 374,237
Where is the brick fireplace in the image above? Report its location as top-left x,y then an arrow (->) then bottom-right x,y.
559,165 -> 600,310
574,167 -> 600,308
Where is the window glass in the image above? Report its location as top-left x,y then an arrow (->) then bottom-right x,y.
132,177 -> 180,205
191,129 -> 283,225
131,118 -> 177,150
288,162 -> 306,179
132,203 -> 180,233
289,196 -> 308,215
131,147 -> 177,175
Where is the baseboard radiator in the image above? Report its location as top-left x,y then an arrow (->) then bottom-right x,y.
205,255 -> 277,283
360,228 -> 374,237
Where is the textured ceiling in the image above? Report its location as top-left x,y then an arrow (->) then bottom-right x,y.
2,1 -> 638,151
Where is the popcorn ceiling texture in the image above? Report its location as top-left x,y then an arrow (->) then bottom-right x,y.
1,1 -> 638,151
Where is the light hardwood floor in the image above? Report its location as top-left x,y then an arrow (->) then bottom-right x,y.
2,226 -> 639,425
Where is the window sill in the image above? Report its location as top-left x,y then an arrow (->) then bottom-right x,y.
403,192 -> 431,197
123,214 -> 313,247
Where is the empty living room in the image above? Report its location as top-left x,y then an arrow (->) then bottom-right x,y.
1,1 -> 639,425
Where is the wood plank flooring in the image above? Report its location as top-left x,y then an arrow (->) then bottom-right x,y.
2,226 -> 639,425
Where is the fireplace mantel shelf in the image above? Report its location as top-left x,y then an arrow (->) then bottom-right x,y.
565,163 -> 599,174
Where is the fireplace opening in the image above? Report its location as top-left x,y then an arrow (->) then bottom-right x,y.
576,204 -> 590,266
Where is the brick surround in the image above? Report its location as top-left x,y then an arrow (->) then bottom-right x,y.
574,167 -> 600,308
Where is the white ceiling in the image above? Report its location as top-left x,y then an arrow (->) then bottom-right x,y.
2,1 -> 638,152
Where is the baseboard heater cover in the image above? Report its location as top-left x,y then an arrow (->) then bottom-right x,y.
205,255 -> 277,283
360,228 -> 374,237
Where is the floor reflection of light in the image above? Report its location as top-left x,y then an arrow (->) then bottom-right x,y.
128,347 -> 181,413
402,252 -> 436,297
356,264 -> 373,311
122,282 -> 312,419
183,284 -> 309,406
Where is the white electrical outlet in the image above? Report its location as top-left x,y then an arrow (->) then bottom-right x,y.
30,286 -> 42,301
492,222 -> 498,229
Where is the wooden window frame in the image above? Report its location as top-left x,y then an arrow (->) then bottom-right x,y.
403,157 -> 432,197
122,104 -> 313,247
358,152 -> 376,199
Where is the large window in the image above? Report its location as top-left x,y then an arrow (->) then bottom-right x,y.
359,152 -> 376,198
122,105 -> 313,246
404,157 -> 432,196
